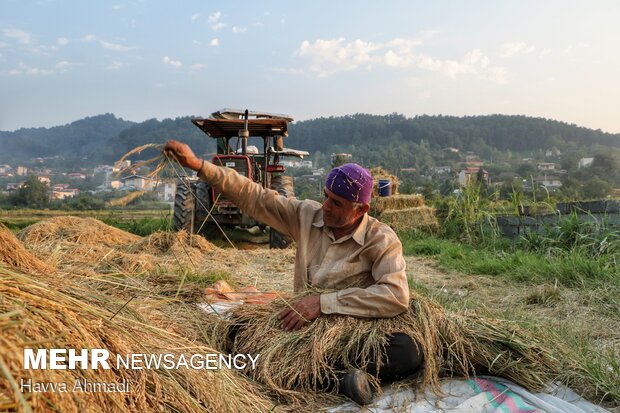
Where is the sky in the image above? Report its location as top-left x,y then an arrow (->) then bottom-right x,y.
1,0 -> 619,133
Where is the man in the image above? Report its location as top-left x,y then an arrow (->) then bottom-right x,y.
164,140 -> 423,405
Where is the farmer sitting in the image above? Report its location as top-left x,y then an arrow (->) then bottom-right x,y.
164,140 -> 423,405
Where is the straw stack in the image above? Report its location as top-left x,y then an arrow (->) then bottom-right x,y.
210,291 -> 561,404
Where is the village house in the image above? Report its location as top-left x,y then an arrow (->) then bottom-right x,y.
122,175 -> 155,191
458,167 -> 489,186
535,175 -> 562,189
537,162 -> 557,171
578,157 -> 594,169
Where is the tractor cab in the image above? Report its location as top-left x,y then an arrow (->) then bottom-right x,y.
173,109 -> 308,248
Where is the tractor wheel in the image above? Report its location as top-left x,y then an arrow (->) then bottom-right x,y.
173,181 -> 196,232
269,174 -> 294,249
194,181 -> 222,239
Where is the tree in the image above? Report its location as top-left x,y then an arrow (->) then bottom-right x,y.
10,175 -> 49,208
582,177 -> 611,199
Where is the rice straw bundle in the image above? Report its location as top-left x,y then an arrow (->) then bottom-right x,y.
0,267 -> 273,413
0,223 -> 54,274
210,291 -> 561,404
17,216 -> 140,247
378,207 -> 439,232
127,230 -> 217,255
370,194 -> 426,216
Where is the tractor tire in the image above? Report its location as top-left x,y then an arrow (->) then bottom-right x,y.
193,181 -> 222,239
269,174 -> 294,249
173,181 -> 196,233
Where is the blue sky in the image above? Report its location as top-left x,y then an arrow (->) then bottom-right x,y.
1,0 -> 619,133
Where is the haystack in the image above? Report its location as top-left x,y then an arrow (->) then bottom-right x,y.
0,223 -> 54,274
0,267 -> 273,413
370,167 -> 400,196
370,194 -> 426,216
17,216 -> 140,247
379,207 -> 439,232
210,291 -> 561,404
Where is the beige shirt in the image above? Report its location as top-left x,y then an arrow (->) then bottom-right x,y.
198,163 -> 410,318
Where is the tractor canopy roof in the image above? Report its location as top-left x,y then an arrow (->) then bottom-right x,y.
192,108 -> 293,139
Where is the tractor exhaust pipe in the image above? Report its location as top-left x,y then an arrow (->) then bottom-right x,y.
239,109 -> 249,155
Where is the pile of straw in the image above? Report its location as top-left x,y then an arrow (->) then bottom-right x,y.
18,216 -> 140,247
370,194 -> 426,216
0,267 -> 273,413
0,224 -> 54,274
379,207 -> 439,232
210,292 -> 561,404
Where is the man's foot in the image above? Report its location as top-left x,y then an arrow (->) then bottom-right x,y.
340,369 -> 373,405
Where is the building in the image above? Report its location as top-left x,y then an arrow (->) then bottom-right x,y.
122,175 -> 155,191
37,175 -> 51,185
50,185 -> 80,200
458,167 -> 489,186
68,172 -> 87,180
6,182 -> 24,191
537,163 -> 557,171
535,175 -> 562,189
15,166 -> 28,176
0,164 -> 11,174
578,157 -> 594,169
155,182 -> 177,202
431,166 -> 452,174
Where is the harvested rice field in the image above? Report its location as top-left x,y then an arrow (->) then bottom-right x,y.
1,216 -> 618,412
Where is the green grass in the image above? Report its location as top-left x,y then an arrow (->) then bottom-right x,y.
399,231 -> 620,288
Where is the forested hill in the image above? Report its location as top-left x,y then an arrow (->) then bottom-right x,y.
288,114 -> 620,153
1,113 -> 619,165
0,114 -> 135,162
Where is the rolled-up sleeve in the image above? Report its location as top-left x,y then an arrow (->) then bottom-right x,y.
197,162 -> 302,240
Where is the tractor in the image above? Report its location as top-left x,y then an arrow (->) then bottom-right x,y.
172,109 -> 309,248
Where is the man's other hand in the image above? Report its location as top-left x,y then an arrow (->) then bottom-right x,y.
164,140 -> 203,171
277,295 -> 321,331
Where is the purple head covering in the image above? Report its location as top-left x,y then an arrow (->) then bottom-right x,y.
325,163 -> 373,204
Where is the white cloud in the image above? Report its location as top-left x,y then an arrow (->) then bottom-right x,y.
209,38 -> 219,47
193,40 -> 201,45
232,26 -> 246,34
539,48 -> 552,57
293,37 -> 507,83
191,13 -> 200,21
2,28 -> 32,44
99,40 -> 132,52
500,42 -> 536,58
212,22 -> 226,31
208,11 -> 221,23
163,56 -> 182,68
9,62 -> 52,76
82,35 -> 132,51
57,37 -> 69,46
280,19 -> 285,25
54,61 -> 72,70
189,63 -> 206,73
106,61 -> 124,70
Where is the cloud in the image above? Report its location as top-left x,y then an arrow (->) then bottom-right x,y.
112,5 -> 121,10
293,37 -> 507,83
208,12 -> 221,23
2,28 -> 32,44
8,62 -> 52,76
232,26 -> 246,34
500,42 -> 536,58
193,40 -> 201,45
82,35 -> 133,51
539,48 -> 552,57
189,63 -> 206,73
212,22 -> 226,31
54,61 -> 74,70
163,56 -> 182,68
191,13 -> 200,21
106,61 -> 124,70
280,19 -> 285,25
209,38 -> 219,47
57,37 -> 69,46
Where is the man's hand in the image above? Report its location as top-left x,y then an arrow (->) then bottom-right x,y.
163,140 -> 203,171
278,295 -> 321,331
